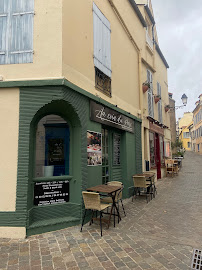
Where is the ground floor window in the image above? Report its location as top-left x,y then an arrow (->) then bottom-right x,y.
159,136 -> 164,165
164,141 -> 171,158
187,142 -> 191,148
35,115 -> 70,177
149,132 -> 155,166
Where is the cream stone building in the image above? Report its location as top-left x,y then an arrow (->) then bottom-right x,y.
136,0 -> 171,179
0,0 -> 170,238
192,95 -> 202,153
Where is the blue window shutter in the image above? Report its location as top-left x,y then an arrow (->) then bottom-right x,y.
93,2 -> 111,77
9,0 -> 34,64
0,0 -> 9,64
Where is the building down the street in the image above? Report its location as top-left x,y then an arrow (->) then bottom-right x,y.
191,95 -> 202,153
177,112 -> 193,151
0,0 -> 170,238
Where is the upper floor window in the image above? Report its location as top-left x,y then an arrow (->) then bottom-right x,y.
147,69 -> 154,117
93,2 -> 111,96
183,132 -> 190,138
145,19 -> 153,50
157,82 -> 162,123
0,0 -> 34,65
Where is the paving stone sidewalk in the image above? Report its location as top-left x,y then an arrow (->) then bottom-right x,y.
0,151 -> 202,270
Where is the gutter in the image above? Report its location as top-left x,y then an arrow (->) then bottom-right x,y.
144,5 -> 155,25
128,0 -> 147,27
155,42 -> 169,68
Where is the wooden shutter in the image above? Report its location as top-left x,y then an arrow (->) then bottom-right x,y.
9,0 -> 34,64
0,0 -> 9,64
93,2 -> 111,78
157,82 -> 162,123
147,70 -> 154,117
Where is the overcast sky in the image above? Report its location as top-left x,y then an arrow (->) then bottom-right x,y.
151,0 -> 202,120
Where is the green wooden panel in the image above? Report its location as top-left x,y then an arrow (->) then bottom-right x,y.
112,167 -> 122,181
135,121 -> 142,173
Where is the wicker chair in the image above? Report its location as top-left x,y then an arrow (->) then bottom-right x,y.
80,191 -> 111,236
101,181 -> 126,216
165,159 -> 175,177
143,172 -> 157,198
132,176 -> 152,203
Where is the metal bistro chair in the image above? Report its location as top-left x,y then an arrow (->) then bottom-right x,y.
101,181 -> 126,217
132,176 -> 152,203
165,159 -> 175,177
173,160 -> 179,175
143,172 -> 157,198
80,191 -> 111,236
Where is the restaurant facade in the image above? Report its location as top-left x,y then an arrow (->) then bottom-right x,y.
0,0 -> 170,238
0,79 -> 142,238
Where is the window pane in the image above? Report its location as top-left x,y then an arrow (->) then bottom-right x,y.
159,136 -> 164,164
35,115 -> 69,177
149,132 -> 155,166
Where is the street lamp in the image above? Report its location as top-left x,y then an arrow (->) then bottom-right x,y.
168,93 -> 188,110
181,94 -> 188,106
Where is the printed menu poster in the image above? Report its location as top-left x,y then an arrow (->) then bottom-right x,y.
87,131 -> 102,166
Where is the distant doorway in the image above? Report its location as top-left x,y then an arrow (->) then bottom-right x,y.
155,133 -> 161,179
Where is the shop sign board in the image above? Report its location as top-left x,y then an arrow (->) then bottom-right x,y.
34,181 -> 69,206
90,101 -> 134,133
149,122 -> 164,135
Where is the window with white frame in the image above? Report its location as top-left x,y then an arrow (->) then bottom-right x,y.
93,2 -> 111,96
0,0 -> 34,65
183,132 -> 190,138
164,141 -> 171,158
159,136 -> 164,164
157,82 -> 162,123
147,69 -> 154,117
149,132 -> 155,166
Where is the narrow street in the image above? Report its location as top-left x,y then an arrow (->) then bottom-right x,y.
0,152 -> 201,270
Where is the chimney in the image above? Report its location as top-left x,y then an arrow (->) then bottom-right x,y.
168,92 -> 173,98
195,100 -> 200,106
199,94 -> 202,104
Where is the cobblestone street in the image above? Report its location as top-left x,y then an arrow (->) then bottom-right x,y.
0,152 -> 202,270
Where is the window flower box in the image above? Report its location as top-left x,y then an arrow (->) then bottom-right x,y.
154,95 -> 161,103
142,81 -> 150,93
165,105 -> 170,112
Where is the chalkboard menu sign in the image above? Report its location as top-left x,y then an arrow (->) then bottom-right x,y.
34,181 -> 69,206
113,134 -> 121,165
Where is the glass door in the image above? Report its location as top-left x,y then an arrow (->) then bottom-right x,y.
102,128 -> 110,184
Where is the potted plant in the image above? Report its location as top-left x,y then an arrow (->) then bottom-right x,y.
142,81 -> 150,93
165,104 -> 170,112
154,94 -> 161,103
